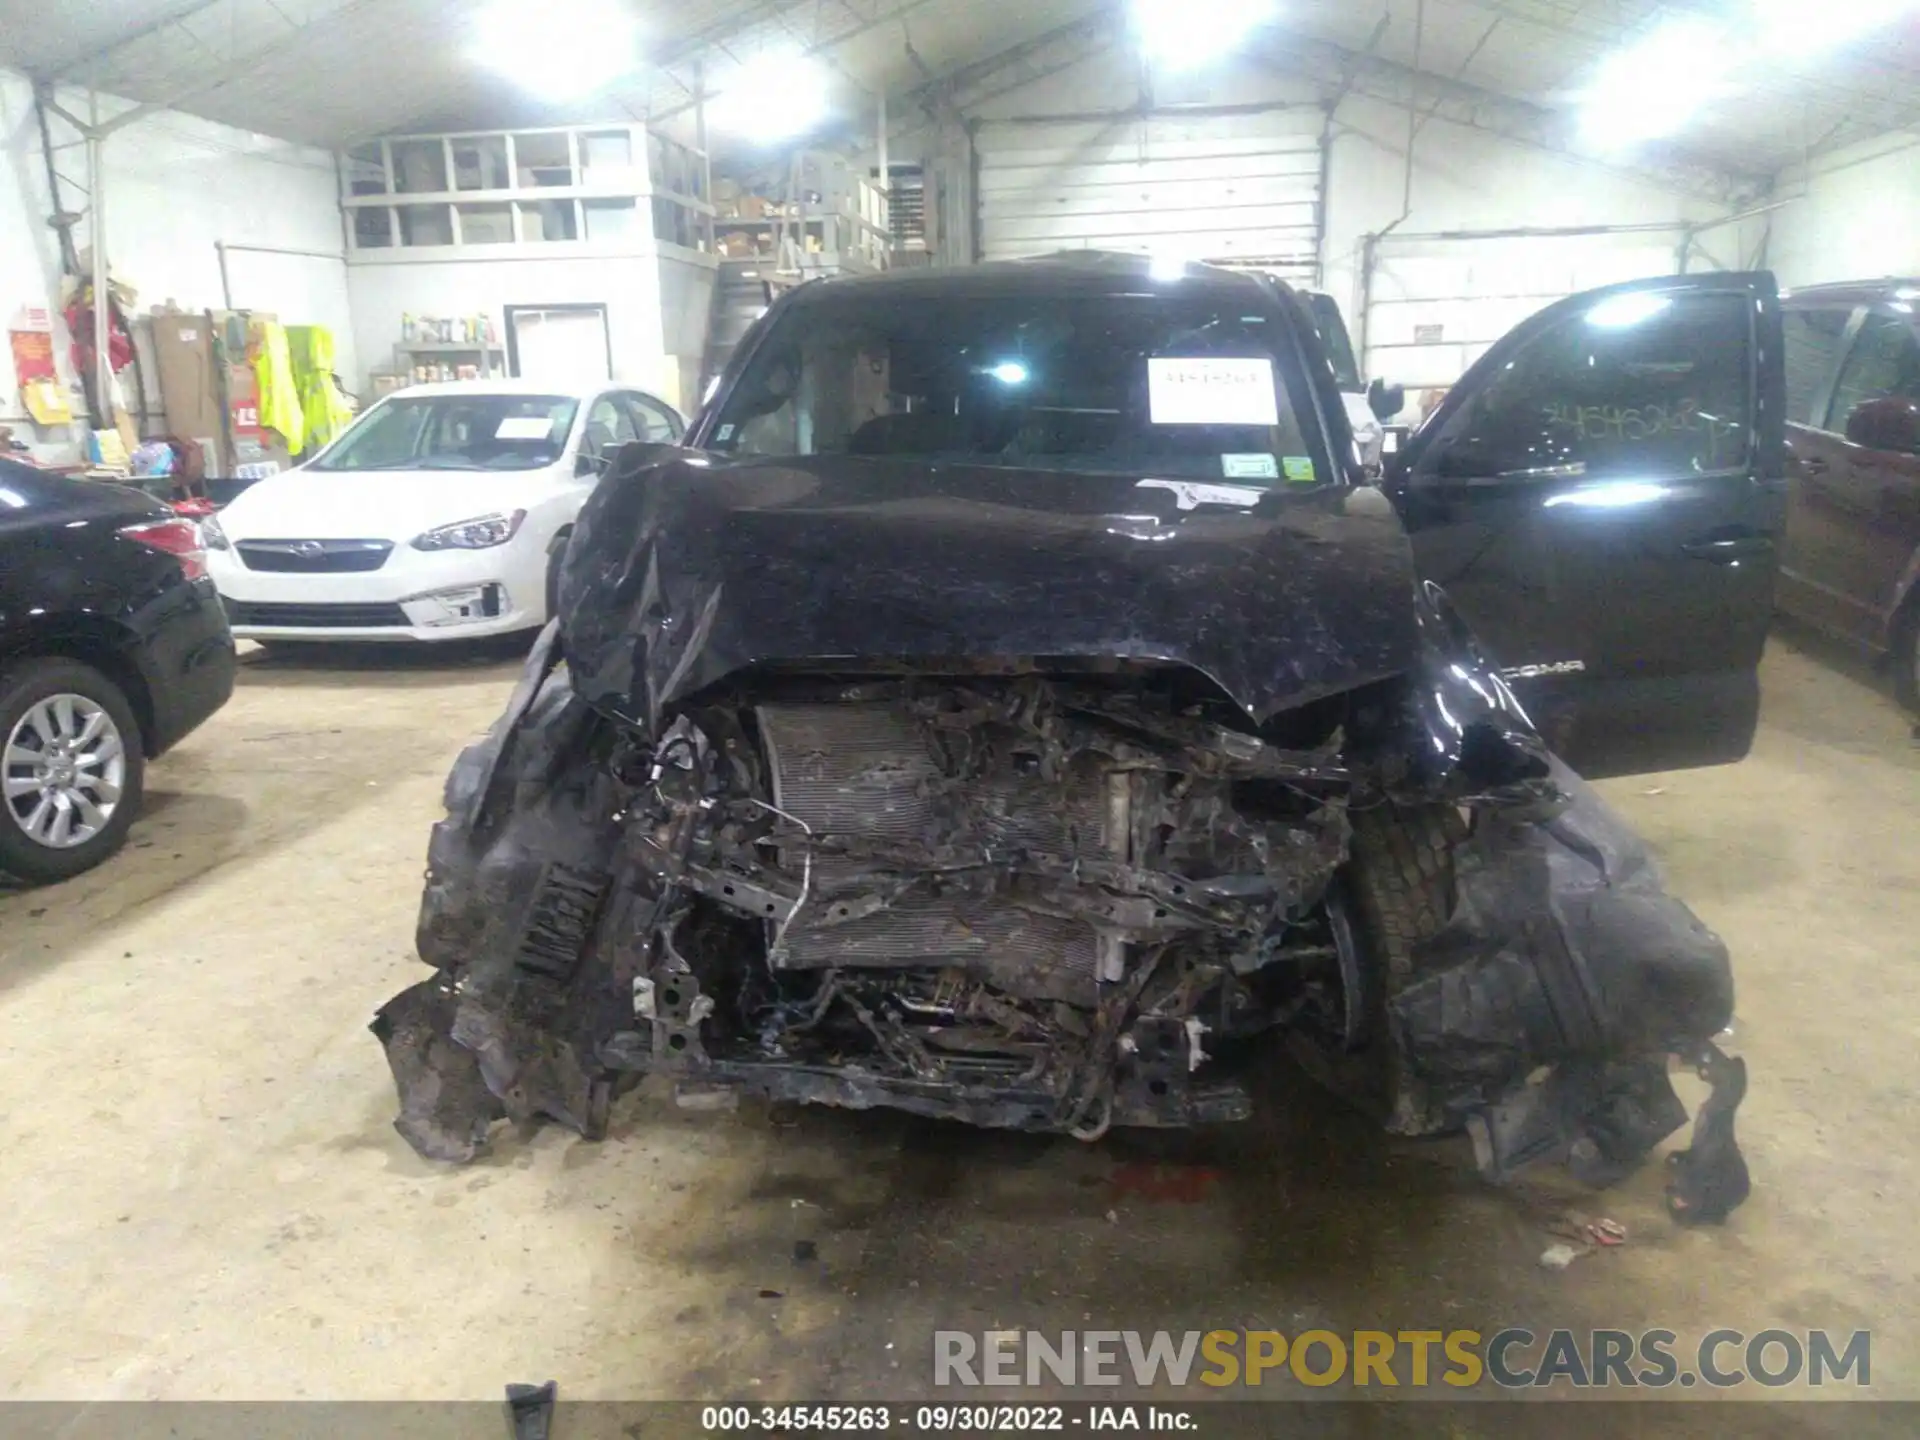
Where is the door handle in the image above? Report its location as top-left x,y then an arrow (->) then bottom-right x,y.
1683,534 -> 1774,563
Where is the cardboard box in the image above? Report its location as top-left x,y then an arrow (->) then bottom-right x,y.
150,312 -> 227,471
149,310 -> 296,475
224,352 -> 292,474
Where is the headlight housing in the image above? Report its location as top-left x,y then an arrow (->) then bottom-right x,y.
199,514 -> 230,550
411,510 -> 527,551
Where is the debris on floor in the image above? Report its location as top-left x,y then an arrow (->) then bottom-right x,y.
1538,1243 -> 1580,1271
1539,1210 -> 1629,1270
1665,1044 -> 1752,1225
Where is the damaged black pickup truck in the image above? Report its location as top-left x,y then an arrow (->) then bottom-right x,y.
377,254 -> 1783,1223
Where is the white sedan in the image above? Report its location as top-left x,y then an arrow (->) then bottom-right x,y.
204,380 -> 683,643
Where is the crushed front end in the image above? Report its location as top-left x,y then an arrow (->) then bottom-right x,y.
376,630 -> 1747,1223
374,452 -> 1749,1223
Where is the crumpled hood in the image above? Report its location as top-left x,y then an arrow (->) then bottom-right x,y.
557,450 -> 1421,727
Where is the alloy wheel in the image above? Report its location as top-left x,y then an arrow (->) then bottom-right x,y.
2,693 -> 127,849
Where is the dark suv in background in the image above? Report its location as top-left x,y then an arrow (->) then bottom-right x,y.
1779,279 -> 1920,705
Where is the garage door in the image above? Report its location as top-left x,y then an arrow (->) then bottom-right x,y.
1363,231 -> 1686,387
975,108 -> 1322,278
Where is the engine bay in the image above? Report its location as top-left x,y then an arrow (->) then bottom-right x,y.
598,676 -> 1367,1135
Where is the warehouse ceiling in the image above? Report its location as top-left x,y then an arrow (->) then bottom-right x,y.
3,0 -> 1918,181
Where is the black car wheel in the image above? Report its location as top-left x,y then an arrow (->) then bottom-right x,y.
0,658 -> 146,883
1289,799 -> 1463,1135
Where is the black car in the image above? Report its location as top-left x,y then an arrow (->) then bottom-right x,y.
375,256 -> 1777,1223
0,460 -> 236,883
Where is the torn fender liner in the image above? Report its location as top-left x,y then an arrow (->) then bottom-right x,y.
557,452 -> 1422,729
1392,759 -> 1741,1186
376,647 -> 635,1159
370,979 -> 503,1164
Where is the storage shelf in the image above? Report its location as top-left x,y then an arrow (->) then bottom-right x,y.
400,342 -> 505,353
716,215 -> 889,235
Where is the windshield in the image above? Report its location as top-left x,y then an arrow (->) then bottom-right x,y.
1307,293 -> 1362,391
706,292 -> 1328,486
310,394 -> 579,472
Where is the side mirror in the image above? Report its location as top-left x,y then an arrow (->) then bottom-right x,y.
1844,396 -> 1920,455
1368,377 -> 1406,422
576,451 -> 602,477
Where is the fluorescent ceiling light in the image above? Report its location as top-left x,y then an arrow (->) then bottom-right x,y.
474,0 -> 639,99
1132,0 -> 1277,71
987,361 -> 1031,385
1579,17 -> 1734,150
709,51 -> 831,139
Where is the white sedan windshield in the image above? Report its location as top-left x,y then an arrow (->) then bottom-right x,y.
311,395 -> 578,472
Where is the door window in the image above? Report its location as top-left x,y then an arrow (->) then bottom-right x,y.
579,394 -> 638,467
622,393 -> 682,444
1824,311 -> 1920,432
1424,290 -> 1754,480
1782,307 -> 1854,428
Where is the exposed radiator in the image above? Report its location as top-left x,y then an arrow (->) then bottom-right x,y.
756,701 -> 1110,1004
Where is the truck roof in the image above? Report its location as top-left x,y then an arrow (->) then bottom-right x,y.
791,251 -> 1296,306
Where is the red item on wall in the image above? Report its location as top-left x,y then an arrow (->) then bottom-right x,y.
63,293 -> 135,379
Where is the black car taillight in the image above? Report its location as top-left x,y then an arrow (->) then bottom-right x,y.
120,517 -> 210,582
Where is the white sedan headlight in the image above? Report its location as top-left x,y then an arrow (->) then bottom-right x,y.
411,510 -> 527,551
199,514 -> 230,550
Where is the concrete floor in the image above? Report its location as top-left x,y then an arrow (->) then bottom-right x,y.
2,630 -> 1916,1429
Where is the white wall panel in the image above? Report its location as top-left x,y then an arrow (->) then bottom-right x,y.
344,251 -> 708,409
1324,93 -> 1762,389
1766,134 -> 1920,288
976,109 -> 1325,276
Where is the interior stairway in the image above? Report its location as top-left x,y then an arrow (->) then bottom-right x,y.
700,259 -> 777,396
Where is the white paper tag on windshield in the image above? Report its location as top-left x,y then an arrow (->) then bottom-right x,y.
1147,357 -> 1280,427
1222,453 -> 1279,480
1136,479 -> 1266,511
496,416 -> 553,440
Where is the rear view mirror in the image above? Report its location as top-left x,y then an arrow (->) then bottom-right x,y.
1368,378 -> 1406,422
1844,396 -> 1920,456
